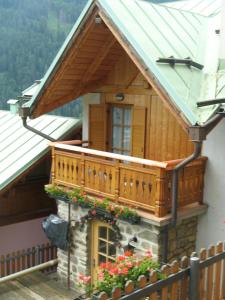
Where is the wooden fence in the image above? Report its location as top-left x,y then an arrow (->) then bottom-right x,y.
96,242 -> 225,300
0,243 -> 57,278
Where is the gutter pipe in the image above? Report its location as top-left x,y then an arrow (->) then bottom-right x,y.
0,259 -> 58,284
171,141 -> 202,227
162,113 -> 225,263
22,115 -> 56,142
19,106 -> 56,142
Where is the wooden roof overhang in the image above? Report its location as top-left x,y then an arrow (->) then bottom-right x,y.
29,2 -> 191,131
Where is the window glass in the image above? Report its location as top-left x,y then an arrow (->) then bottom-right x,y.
113,107 -> 123,125
111,106 -> 131,155
99,227 -> 107,239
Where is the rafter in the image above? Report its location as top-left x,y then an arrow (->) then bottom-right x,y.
82,35 -> 116,83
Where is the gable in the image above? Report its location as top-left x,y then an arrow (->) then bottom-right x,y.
26,0 -> 223,126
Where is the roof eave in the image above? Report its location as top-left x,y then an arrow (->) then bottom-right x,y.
28,0 -> 95,118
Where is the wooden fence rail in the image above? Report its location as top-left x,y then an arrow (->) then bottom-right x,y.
0,243 -> 57,278
95,242 -> 225,300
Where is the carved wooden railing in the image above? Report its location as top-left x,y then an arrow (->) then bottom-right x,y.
50,143 -> 207,218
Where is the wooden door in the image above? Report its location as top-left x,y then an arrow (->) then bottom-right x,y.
91,221 -> 117,284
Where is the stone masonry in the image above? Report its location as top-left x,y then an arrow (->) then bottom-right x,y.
57,201 -> 198,290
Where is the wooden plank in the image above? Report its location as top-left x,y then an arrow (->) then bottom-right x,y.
206,245 -> 215,300
137,275 -> 147,300
199,248 -> 207,300
170,261 -> 179,300
161,265 -> 170,300
149,271 -> 158,300
1,255 -> 5,277
214,242 -> 223,300
180,256 -> 189,300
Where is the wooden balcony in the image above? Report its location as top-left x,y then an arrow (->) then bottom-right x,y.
50,143 -> 207,218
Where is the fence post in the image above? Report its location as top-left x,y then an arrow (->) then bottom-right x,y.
189,257 -> 200,300
35,246 -> 41,266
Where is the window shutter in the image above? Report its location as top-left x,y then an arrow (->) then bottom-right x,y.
89,104 -> 106,151
132,106 -> 146,158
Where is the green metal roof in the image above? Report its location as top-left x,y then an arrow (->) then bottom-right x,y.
27,0 -> 224,125
163,0 -> 221,17
0,110 -> 81,191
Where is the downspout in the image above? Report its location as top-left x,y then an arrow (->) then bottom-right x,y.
19,107 -> 56,142
171,141 -> 202,226
162,113 -> 224,263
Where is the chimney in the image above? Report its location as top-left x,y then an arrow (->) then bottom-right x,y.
7,99 -> 20,114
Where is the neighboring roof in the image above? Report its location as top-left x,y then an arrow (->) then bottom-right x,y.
22,80 -> 41,98
27,0 -> 224,125
0,110 -> 81,191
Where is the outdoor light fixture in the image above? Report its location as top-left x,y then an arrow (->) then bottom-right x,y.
95,16 -> 102,24
115,93 -> 125,102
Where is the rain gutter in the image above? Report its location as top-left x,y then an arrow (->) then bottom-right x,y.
19,106 -> 56,142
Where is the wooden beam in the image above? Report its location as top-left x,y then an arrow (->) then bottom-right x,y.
82,35 -> 116,83
125,69 -> 139,89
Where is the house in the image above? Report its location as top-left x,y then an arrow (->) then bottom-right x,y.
0,94 -> 81,256
19,0 -> 225,288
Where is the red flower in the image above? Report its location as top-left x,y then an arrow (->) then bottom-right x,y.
117,255 -> 125,262
118,267 -> 129,275
125,261 -> 133,268
110,206 -> 115,212
109,267 -> 119,275
73,197 -> 77,203
144,250 -> 152,258
79,274 -> 91,284
124,250 -> 133,257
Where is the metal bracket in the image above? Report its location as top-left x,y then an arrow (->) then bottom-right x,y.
188,126 -> 207,142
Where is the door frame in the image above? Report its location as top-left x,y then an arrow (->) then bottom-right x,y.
91,220 -> 117,285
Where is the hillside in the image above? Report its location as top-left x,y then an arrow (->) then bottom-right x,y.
0,0 -> 87,111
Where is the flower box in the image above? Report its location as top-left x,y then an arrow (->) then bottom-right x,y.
48,194 -> 69,203
79,202 -> 92,209
118,215 -> 141,225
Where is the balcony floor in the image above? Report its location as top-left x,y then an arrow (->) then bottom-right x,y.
0,272 -> 78,300
137,203 -> 208,226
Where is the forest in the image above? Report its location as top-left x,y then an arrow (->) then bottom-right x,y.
0,0 -> 176,116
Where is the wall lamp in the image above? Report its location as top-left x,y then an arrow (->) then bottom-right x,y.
115,93 -> 125,102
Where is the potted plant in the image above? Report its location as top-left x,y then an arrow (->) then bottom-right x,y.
79,250 -> 164,299
45,184 -> 69,202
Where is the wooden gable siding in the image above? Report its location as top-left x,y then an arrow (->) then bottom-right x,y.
89,53 -> 193,161
0,160 -> 56,227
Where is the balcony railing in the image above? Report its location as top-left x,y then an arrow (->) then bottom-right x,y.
50,143 -> 207,218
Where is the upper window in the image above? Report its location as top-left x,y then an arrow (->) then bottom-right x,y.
111,106 -> 132,155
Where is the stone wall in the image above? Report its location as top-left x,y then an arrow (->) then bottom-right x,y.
57,201 -> 198,289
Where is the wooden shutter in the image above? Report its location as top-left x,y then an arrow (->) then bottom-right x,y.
89,104 -> 107,151
132,106 -> 146,158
